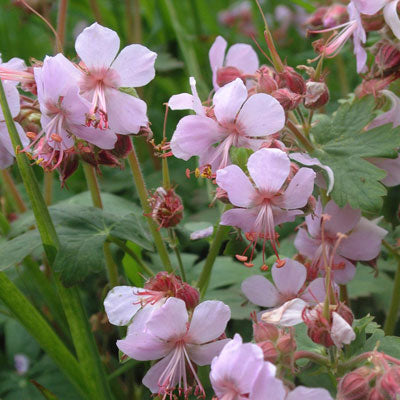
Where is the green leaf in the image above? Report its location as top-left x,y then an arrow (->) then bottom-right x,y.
31,381 -> 59,400
51,205 -> 152,286
0,230 -> 42,271
310,97 -> 400,213
119,87 -> 138,97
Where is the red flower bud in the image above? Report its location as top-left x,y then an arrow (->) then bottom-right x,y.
148,187 -> 183,228
272,88 -> 302,111
367,388 -> 385,400
304,81 -> 330,109
276,333 -> 297,354
257,341 -> 279,363
361,13 -> 385,32
378,366 -> 400,398
306,7 -> 329,27
216,66 -> 243,87
322,4 -> 348,28
253,321 -> 280,343
256,66 -> 278,94
59,152 -> 79,186
277,66 -> 306,95
374,40 -> 400,75
338,368 -> 371,400
111,134 -> 134,159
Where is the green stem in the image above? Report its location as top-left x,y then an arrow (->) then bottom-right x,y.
108,359 -> 137,381
55,0 -> 68,51
340,284 -> 350,306
164,0 -> 208,97
383,241 -> 400,335
44,172 -> 54,206
125,0 -> 134,43
294,351 -> 329,366
197,205 -> 231,297
88,0 -> 103,23
1,169 -> 27,213
133,0 -> 142,44
82,162 -> 119,288
0,79 -> 113,400
168,228 -> 186,281
108,236 -> 154,277
127,146 -> 173,272
287,119 -> 315,153
0,209 -> 10,235
0,272 -> 88,399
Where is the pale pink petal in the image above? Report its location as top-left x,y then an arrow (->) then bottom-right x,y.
251,373 -> 286,400
272,259 -> 307,296
0,141 -> 14,169
190,226 -> 213,240
189,77 -> 205,116
324,200 -> 361,236
305,198 -> 323,238
352,0 -> 386,15
213,78 -> 247,123
290,153 -> 334,195
219,208 -> 258,232
75,23 -> 120,69
142,352 -> 174,393
273,207 -> 303,225
241,275 -> 280,308
331,256 -> 356,284
186,339 -> 230,366
274,168 -> 316,209
168,93 -> 193,110
146,297 -> 188,341
225,43 -> 259,75
236,94 -> 285,136
369,155 -> 400,187
105,88 -> 148,134
61,86 -> 90,125
216,165 -> 256,208
187,301 -> 230,344
368,90 -> 400,129
127,300 -> 165,335
170,115 -> 224,160
301,278 -> 329,304
103,285 -> 141,326
384,0 -> 400,40
295,228 -> 321,258
261,298 -> 307,326
247,148 -> 290,193
209,35 -> 227,89
111,44 -> 156,87
339,217 -> 386,261
331,312 -> 356,348
71,124 -> 117,149
286,386 -> 333,400
116,332 -> 173,360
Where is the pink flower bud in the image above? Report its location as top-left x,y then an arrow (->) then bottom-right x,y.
304,81 -> 330,109
276,333 -> 297,354
148,187 -> 183,228
253,321 -> 280,343
216,66 -> 243,87
144,272 -> 200,310
338,368 -> 371,400
257,341 -> 279,363
374,41 -> 400,75
378,366 -> 400,398
306,7 -> 329,27
277,66 -> 306,95
367,388 -> 385,400
256,66 -> 278,94
272,88 -> 302,111
322,4 -> 348,28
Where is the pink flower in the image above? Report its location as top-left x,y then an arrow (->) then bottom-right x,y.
0,81 -> 29,169
209,35 -> 259,90
295,199 -> 387,284
352,0 -> 400,39
170,78 -> 285,172
0,55 -> 35,90
285,386 -> 333,400
117,297 -> 230,398
241,258 -> 332,310
210,333 -> 285,400
75,22 -> 156,132
31,54 -> 116,169
216,148 -> 315,263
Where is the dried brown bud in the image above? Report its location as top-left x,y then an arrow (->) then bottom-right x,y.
304,81 -> 330,109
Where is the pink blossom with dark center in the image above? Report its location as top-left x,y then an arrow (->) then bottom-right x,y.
209,35 -> 259,89
170,78 -> 285,173
295,199 -> 387,284
117,297 -> 230,398
75,22 -> 156,132
216,148 -> 315,264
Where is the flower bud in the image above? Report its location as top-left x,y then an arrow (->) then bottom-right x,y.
216,66 -> 243,87
335,302 -> 354,327
361,13 -> 385,32
304,81 -> 330,109
337,368 -> 371,400
378,366 -> 400,398
256,66 -> 278,94
59,152 -> 79,185
322,4 -> 348,28
367,388 -> 385,400
272,88 -> 302,111
253,321 -> 280,343
257,341 -> 279,363
148,187 -> 183,228
277,66 -> 306,95
276,333 -> 297,354
144,272 -> 200,310
110,134 -> 133,159
374,40 -> 400,75
306,7 -> 328,27
97,150 -> 123,168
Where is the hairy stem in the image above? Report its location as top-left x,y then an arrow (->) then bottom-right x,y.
127,145 -> 173,272
1,169 -> 27,213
